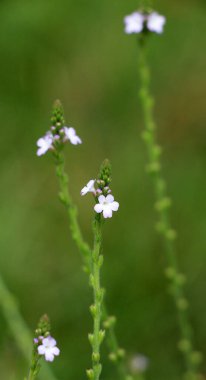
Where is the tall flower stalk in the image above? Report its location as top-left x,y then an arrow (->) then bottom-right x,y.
36,101 -> 133,380
124,6 -> 202,380
85,160 -> 119,380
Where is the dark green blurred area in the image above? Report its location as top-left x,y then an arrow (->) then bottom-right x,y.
0,0 -> 206,379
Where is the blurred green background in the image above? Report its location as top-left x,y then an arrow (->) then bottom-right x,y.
0,0 -> 206,379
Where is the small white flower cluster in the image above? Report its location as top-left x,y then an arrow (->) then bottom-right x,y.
34,335 -> 60,362
37,126 -> 82,156
124,11 -> 166,35
81,179 -> 119,219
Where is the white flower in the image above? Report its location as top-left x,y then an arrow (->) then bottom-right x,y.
147,12 -> 166,34
38,336 -> 60,362
81,179 -> 96,196
94,194 -> 119,218
124,12 -> 144,34
36,132 -> 53,156
124,11 -> 166,34
63,127 -> 82,145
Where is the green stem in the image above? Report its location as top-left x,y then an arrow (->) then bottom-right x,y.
0,276 -> 58,380
102,305 -> 128,379
27,355 -> 40,380
54,151 -> 91,272
53,151 -> 132,380
88,215 -> 104,380
138,41 -> 202,379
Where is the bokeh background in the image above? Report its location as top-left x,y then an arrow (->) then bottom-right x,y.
0,0 -> 206,379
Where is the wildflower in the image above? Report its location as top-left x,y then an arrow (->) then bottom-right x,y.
38,336 -> 60,362
63,126 -> 82,145
124,12 -> 145,34
94,194 -> 119,218
81,179 -> 96,196
124,11 -> 166,34
147,12 -> 166,34
36,132 -> 53,156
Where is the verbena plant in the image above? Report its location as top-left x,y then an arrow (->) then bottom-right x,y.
0,3 -> 203,380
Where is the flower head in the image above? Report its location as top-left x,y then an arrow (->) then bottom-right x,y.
36,101 -> 82,157
124,10 -> 166,34
63,127 -> 82,145
38,336 -> 60,362
94,194 -> 119,219
124,12 -> 144,34
81,179 -> 96,196
147,12 -> 166,34
36,132 -> 53,156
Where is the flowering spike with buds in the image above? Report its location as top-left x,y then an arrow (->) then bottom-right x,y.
98,159 -> 112,189
50,99 -> 65,134
81,159 -> 119,219
36,99 -> 82,156
26,315 -> 60,380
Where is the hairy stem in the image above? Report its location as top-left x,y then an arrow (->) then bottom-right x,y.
138,41 -> 202,379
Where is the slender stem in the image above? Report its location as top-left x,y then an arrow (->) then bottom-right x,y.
102,305 -> 128,379
0,276 -> 58,380
138,41 -> 202,378
54,151 -> 132,380
88,215 -> 104,380
27,355 -> 40,380
54,151 -> 91,272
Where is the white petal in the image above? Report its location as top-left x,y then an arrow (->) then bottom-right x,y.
38,345 -> 46,355
64,127 -> 82,145
110,201 -> 119,212
87,179 -> 95,189
37,147 -> 45,156
45,351 -> 54,362
48,337 -> 57,347
52,347 -> 60,356
147,12 -> 166,34
98,195 -> 106,204
37,137 -> 46,147
103,207 -> 112,218
70,135 -> 82,145
36,133 -> 53,156
105,194 -> 114,203
81,179 -> 95,195
124,12 -> 144,34
81,186 -> 88,196
94,204 -> 104,213
63,126 -> 70,137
